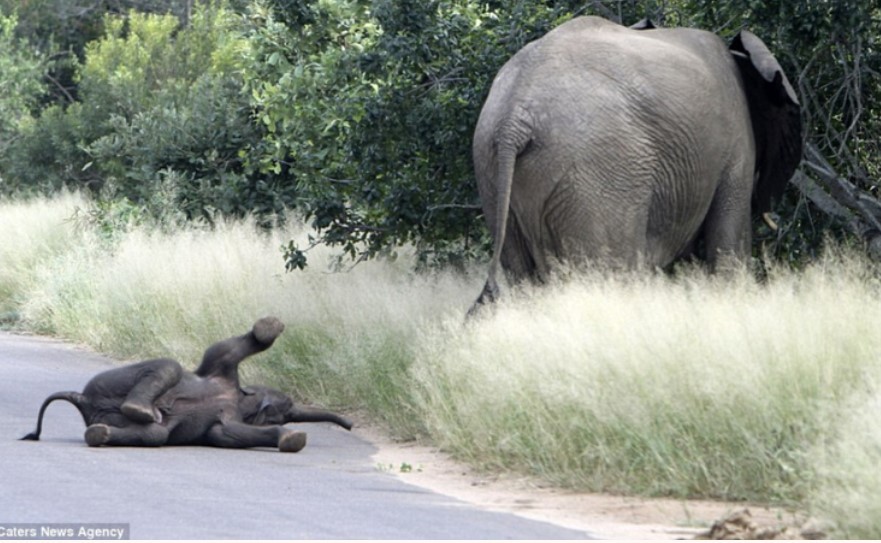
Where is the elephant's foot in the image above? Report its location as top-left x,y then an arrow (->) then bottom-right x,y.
252,316 -> 285,346
121,400 -> 159,424
467,279 -> 500,318
278,430 -> 307,453
85,424 -> 111,447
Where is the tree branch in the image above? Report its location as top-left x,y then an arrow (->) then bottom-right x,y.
45,72 -> 76,104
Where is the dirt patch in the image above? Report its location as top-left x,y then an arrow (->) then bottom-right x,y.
698,509 -> 828,540
359,424 -> 820,539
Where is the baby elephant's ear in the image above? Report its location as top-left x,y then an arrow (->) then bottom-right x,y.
730,30 -> 803,214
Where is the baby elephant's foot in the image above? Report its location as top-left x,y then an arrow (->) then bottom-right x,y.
121,400 -> 159,423
279,430 -> 307,453
85,424 -> 111,447
252,316 -> 285,346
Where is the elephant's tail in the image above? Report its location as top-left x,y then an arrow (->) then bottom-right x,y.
20,391 -> 89,441
289,407 -> 353,431
489,136 -> 520,275
469,126 -> 531,314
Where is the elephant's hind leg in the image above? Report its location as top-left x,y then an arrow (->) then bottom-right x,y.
206,421 -> 307,453
704,168 -> 754,274
84,423 -> 169,447
121,359 -> 183,424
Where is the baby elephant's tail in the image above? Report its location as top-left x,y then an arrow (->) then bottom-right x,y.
20,391 -> 88,441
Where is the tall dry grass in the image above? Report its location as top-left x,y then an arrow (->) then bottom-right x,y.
0,192 -> 85,315
2,193 -> 880,537
8,194 -> 479,433
414,260 -> 881,503
807,388 -> 881,538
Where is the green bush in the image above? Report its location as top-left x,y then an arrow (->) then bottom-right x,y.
1,103 -> 96,195
243,0 -> 593,268
77,7 -> 259,220
1,4 -> 288,225
0,12 -> 49,185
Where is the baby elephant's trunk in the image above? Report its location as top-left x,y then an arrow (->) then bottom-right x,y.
20,391 -> 89,441
289,407 -> 353,431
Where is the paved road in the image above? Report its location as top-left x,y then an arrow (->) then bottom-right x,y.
0,332 -> 590,539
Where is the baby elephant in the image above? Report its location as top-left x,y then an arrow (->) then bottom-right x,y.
21,317 -> 352,452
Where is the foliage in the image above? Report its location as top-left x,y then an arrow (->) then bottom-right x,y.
243,0 -> 881,269
243,0 -> 588,268
0,101 -> 96,194
0,13 -> 49,168
1,4 -> 290,224
0,1 -> 247,109
1,0 -> 880,268
79,8 -> 264,221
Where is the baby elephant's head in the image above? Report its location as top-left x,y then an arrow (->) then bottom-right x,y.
239,385 -> 352,430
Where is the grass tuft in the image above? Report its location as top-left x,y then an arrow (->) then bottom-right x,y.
0,192 -> 86,316
411,257 -> 881,505
808,387 -> 881,538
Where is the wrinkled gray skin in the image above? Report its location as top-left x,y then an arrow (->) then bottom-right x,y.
21,317 -> 352,451
471,16 -> 802,311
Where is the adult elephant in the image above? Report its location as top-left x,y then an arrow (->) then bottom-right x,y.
21,317 -> 352,451
470,16 -> 802,310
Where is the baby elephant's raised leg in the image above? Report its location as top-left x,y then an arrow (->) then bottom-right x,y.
85,422 -> 169,447
121,359 -> 183,423
205,421 -> 306,453
195,317 -> 284,377
195,317 -> 285,380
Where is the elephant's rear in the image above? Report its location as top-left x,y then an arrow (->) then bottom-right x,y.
475,16 -> 752,273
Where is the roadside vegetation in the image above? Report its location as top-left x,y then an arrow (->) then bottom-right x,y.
2,193 -> 881,538
2,0 -> 880,538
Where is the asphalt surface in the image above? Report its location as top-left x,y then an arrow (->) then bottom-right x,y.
0,331 -> 591,539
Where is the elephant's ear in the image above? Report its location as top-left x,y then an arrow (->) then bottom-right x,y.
246,395 -> 274,426
730,30 -> 803,214
630,18 -> 656,30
